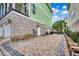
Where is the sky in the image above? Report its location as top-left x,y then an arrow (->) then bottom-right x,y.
51,3 -> 69,23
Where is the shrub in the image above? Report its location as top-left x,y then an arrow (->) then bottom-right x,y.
77,38 -> 79,45
70,32 -> 79,43
11,34 -> 32,42
22,34 -> 32,40
11,35 -> 20,42
45,32 -> 48,35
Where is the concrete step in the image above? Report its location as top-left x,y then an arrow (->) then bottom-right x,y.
0,51 -> 3,56
73,53 -> 79,56
1,42 -> 24,56
0,46 -> 11,56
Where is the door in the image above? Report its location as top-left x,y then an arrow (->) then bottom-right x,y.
3,23 -> 11,39
37,26 -> 41,36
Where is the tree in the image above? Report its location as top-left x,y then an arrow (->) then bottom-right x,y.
52,20 -> 67,32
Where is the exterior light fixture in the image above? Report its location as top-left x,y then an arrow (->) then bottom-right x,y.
7,19 -> 12,23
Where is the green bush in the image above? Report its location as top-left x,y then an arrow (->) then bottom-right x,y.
71,32 -> 79,43
52,20 -> 67,32
64,28 -> 71,33
78,38 -> 79,44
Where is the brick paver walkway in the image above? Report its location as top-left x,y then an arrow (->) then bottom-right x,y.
11,34 -> 69,56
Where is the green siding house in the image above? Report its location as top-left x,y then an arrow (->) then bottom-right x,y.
0,3 -> 52,40
15,3 -> 52,27
29,3 -> 52,27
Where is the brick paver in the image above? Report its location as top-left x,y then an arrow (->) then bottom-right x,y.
11,34 -> 69,56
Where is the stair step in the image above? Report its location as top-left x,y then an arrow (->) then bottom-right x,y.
74,53 -> 79,56
0,46 -> 11,56
0,51 -> 3,56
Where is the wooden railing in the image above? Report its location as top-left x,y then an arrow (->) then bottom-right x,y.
64,34 -> 79,56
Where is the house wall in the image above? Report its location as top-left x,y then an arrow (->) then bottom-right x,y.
70,20 -> 79,32
14,3 -> 52,27
0,16 -> 11,39
68,3 -> 79,32
0,3 -> 52,27
0,11 -> 50,39
11,13 -> 37,37
29,3 -> 52,27
6,11 -> 50,39
0,3 -> 52,40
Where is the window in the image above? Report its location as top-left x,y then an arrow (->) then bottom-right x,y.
71,9 -> 75,17
5,3 -> 7,14
32,4 -> 36,14
24,3 -> 26,13
9,3 -> 12,10
2,3 -> 4,16
0,5 -> 1,18
24,3 -> 28,15
16,3 -> 23,11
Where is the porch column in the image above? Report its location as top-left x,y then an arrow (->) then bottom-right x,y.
3,3 -> 5,15
12,3 -> 15,9
1,4 -> 2,18
7,3 -> 9,12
